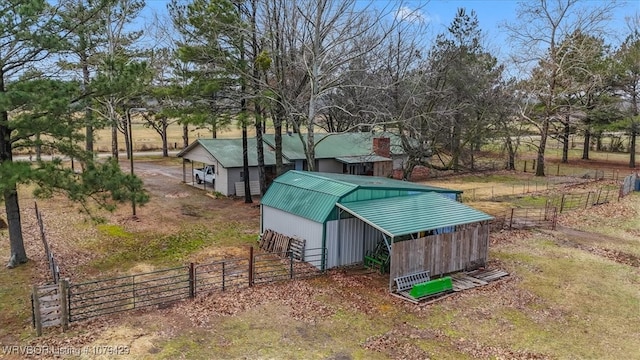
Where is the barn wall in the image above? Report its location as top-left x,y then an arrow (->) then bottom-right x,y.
389,222 -> 490,290
261,206 -> 324,264
325,217 -> 382,268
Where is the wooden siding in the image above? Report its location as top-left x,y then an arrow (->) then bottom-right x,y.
389,222 -> 490,290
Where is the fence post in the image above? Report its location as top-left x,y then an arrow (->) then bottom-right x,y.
560,194 -> 566,213
59,279 -> 69,332
289,251 -> 294,280
557,163 -> 560,176
524,161 -> 527,172
219,262 -> 225,291
248,246 -> 254,287
509,208 -> 515,230
32,285 -> 42,336
585,192 -> 591,209
189,263 -> 195,299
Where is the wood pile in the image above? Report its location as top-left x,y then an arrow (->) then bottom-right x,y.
259,229 -> 305,261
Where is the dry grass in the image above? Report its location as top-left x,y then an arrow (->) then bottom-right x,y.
1,160 -> 639,359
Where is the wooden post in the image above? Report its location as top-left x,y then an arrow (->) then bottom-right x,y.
509,208 -> 515,230
189,263 -> 195,299
560,194 -> 566,213
32,285 -> 42,336
524,161 -> 527,172
289,251 -> 294,280
59,279 -> 69,331
248,246 -> 254,287
557,163 -> 560,176
585,192 -> 590,209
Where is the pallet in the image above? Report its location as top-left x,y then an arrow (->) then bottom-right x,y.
259,229 -> 305,260
451,274 -> 488,291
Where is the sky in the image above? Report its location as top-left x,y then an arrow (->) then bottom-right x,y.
142,0 -> 640,65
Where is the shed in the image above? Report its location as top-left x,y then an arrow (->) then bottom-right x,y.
261,171 -> 493,290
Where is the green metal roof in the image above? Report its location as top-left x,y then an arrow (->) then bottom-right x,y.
260,171 -> 357,222
262,132 -> 404,161
314,172 -> 462,194
336,193 -> 494,237
177,138 -> 283,168
261,171 -> 463,223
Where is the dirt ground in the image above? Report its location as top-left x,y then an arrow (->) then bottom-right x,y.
2,158 -> 640,359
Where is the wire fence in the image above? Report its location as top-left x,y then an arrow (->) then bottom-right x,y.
32,242 -> 326,334
34,203 -> 59,284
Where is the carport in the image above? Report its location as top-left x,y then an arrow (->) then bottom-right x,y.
336,193 -> 493,290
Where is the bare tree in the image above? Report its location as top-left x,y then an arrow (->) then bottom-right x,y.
504,0 -> 619,176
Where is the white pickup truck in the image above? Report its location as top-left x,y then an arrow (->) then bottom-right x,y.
194,165 -> 215,184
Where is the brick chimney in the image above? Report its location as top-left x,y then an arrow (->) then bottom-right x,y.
372,137 -> 391,158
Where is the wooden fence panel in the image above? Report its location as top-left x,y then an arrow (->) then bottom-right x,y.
390,223 -> 490,290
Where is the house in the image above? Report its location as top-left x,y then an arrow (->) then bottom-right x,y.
177,132 -> 413,196
260,171 -> 494,290
262,132 -> 407,177
177,138 -> 285,196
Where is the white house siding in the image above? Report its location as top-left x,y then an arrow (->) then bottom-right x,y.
325,217 -> 382,268
185,145 -> 217,165
225,167 -> 262,196
317,159 -> 343,173
261,206 -> 324,266
215,166 -> 230,196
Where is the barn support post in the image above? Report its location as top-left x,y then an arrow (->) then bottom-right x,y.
337,209 -> 342,266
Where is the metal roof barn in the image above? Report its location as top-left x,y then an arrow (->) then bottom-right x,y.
261,171 -> 493,290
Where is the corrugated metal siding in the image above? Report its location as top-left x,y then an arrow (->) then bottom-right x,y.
338,192 -> 493,237
325,217 -> 383,268
262,206 -> 324,255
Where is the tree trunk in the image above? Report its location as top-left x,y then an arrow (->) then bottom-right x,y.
582,128 -> 591,160
161,118 -> 168,157
274,104 -> 284,176
505,136 -> 516,171
4,188 -> 27,268
0,70 -> 28,268
182,124 -> 189,149
82,57 -> 93,153
536,118 -> 549,176
111,123 -> 119,161
630,129 -> 636,168
562,118 -> 569,163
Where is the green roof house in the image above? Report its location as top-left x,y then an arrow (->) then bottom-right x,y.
262,132 -> 407,177
177,132 -> 413,196
261,171 -> 494,291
